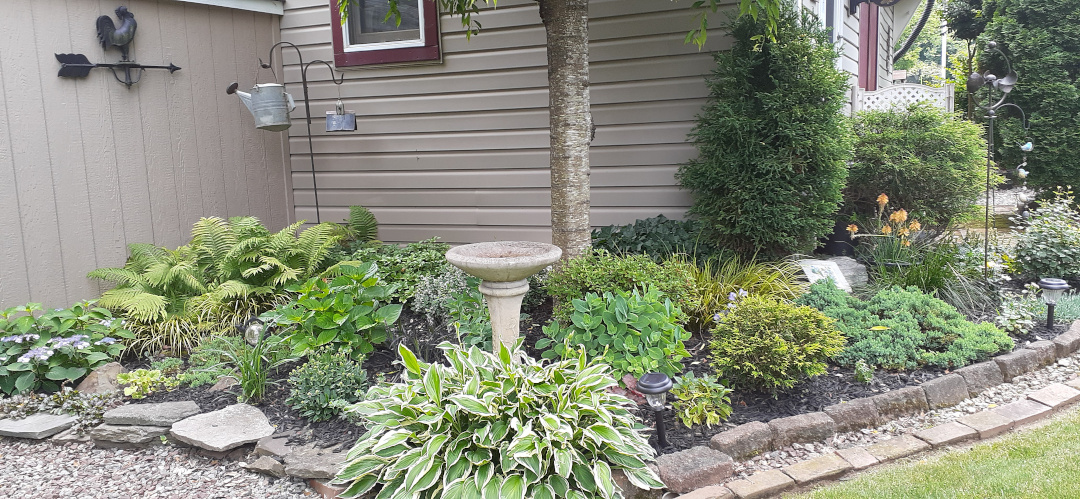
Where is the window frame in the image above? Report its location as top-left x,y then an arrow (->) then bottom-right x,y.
329,0 -> 442,68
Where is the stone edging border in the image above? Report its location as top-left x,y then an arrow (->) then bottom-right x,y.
648,320 -> 1080,499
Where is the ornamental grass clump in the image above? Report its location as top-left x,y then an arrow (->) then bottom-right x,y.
334,343 -> 665,499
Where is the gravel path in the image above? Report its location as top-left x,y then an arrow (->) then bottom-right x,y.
0,440 -> 316,498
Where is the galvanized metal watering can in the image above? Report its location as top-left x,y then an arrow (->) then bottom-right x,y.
226,81 -> 295,132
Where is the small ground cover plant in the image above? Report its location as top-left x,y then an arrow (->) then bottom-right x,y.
710,294 -> 845,392
544,250 -> 697,324
333,342 -> 664,499
264,262 -> 403,358
797,281 -> 1013,370
287,348 -> 367,422
591,215 -> 714,261
0,302 -> 131,395
117,368 -> 180,399
538,286 -> 690,381
346,237 -> 453,305
670,371 -> 733,430
201,332 -> 296,403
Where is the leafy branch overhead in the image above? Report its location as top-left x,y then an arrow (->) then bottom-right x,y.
337,0 -> 781,46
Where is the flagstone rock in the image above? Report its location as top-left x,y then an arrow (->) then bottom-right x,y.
0,413 -> 77,439
256,434 -> 292,459
104,401 -> 201,426
91,424 -> 170,444
75,362 -> 126,394
210,376 -> 239,392
285,445 -> 347,480
243,455 -> 287,478
170,404 -> 274,452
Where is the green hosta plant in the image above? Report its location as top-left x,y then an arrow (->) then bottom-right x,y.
265,262 -> 403,358
287,348 -> 368,422
117,369 -> 180,399
333,342 -> 665,499
1,302 -> 131,395
670,371 -> 733,429
537,286 -> 690,381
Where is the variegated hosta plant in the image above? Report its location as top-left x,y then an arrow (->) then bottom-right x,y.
334,342 -> 665,499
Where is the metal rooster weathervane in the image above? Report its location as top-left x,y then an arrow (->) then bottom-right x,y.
55,6 -> 180,88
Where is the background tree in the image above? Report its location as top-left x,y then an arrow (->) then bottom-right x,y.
676,5 -> 853,259
948,0 -> 1080,190
341,0 -> 780,261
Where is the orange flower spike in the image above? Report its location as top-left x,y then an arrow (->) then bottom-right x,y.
898,227 -> 910,237
908,220 -> 921,232
889,208 -> 908,224
881,225 -> 893,235
901,239 -> 912,247
846,224 -> 859,235
876,193 -> 889,209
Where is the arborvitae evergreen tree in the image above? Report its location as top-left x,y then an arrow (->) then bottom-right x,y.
677,5 -> 853,259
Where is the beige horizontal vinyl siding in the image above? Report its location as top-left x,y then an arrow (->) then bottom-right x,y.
280,0 -> 737,244
0,0 -> 290,308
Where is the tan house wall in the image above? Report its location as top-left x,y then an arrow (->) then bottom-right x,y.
279,0 -> 743,244
0,0 -> 291,309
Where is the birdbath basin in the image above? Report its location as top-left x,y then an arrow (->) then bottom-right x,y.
445,241 -> 562,353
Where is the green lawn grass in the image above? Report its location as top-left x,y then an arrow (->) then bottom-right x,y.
794,406 -> 1080,498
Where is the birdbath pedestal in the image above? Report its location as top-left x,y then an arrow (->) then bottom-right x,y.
445,241 -> 562,353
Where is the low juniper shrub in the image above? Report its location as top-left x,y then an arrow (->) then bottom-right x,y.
797,280 -> 1014,370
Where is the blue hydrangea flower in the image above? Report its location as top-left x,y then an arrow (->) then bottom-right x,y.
1,333 -> 40,344
95,337 -> 118,346
49,335 -> 91,349
18,347 -> 54,363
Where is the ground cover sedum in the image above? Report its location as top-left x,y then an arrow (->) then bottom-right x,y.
795,403 -> 1080,498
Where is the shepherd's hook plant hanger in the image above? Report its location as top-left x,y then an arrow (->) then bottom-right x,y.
247,41 -> 348,224
966,41 -> 1030,276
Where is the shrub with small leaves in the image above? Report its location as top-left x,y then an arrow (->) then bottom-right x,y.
447,276 -> 494,352
591,215 -> 715,261
347,238 -> 453,304
117,369 -> 180,399
538,286 -> 690,381
544,250 -> 697,325
1011,189 -> 1080,280
287,348 -> 367,422
333,343 -> 665,499
670,371 -> 733,429
710,295 -> 845,392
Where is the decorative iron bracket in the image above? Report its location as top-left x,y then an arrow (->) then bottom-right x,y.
56,53 -> 180,88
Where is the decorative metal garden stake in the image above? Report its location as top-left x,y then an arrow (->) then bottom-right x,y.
227,42 -> 352,223
637,372 -> 673,450
967,41 -> 1029,276
1038,278 -> 1069,329
56,6 -> 181,88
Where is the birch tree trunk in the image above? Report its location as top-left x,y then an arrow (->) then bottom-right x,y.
538,0 -> 592,261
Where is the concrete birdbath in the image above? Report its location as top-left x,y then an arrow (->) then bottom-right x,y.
445,241 -> 562,353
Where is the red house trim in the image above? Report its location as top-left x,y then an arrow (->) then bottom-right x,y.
329,0 -> 441,67
857,4 -> 879,91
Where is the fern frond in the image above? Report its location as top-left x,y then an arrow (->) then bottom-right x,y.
190,217 -> 236,279
346,205 -> 379,243
97,287 -> 169,323
86,267 -> 143,286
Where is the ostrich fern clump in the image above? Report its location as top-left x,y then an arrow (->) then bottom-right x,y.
677,5 -> 852,258
89,216 -> 351,355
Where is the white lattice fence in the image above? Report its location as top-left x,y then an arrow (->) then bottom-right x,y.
852,83 -> 954,114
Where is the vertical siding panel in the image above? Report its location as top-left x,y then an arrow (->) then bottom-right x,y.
209,7 -> 247,217
68,0 -> 128,291
158,1 -> 205,234
184,5 -> 229,219
0,46 -> 31,306
2,3 -> 67,305
134,0 -> 184,247
32,0 -> 99,304
232,10 -> 271,222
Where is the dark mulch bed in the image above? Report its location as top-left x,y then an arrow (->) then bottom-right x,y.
129,296 -> 1071,457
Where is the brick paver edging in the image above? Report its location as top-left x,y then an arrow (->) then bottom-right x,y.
654,320 -> 1080,499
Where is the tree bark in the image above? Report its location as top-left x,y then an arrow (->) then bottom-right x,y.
539,0 -> 591,261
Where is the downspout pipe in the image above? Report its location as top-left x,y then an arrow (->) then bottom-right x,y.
893,0 -> 936,64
